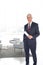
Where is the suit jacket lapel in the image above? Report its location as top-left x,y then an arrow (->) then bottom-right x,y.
26,22 -> 33,32
31,22 -> 33,29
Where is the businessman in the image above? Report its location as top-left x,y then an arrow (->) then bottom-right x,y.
23,14 -> 40,65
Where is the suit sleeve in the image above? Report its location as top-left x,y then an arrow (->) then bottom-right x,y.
33,24 -> 40,38
23,25 -> 25,42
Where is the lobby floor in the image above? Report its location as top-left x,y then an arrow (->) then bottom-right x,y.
0,45 -> 42,65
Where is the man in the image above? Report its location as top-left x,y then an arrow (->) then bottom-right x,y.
23,14 -> 40,65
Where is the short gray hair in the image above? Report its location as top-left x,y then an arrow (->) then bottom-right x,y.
27,13 -> 32,18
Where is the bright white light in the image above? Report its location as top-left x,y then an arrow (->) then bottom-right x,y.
0,0 -> 43,65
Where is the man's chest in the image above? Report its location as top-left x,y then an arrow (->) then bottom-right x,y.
25,25 -> 35,35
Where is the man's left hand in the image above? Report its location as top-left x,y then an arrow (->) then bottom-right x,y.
28,35 -> 33,39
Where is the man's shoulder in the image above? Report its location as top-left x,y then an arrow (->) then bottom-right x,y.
24,22 -> 38,27
32,22 -> 38,26
24,23 -> 28,27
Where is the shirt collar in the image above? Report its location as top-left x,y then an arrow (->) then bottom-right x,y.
28,21 -> 32,27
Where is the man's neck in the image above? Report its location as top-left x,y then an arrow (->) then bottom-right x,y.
28,21 -> 32,26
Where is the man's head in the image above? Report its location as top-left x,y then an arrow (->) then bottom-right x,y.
27,13 -> 32,23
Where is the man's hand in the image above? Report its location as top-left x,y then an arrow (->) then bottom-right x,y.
28,35 -> 33,39
24,31 -> 33,39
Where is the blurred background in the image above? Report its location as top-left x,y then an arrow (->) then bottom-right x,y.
0,0 -> 42,65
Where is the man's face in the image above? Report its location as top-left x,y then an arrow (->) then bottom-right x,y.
27,14 -> 32,23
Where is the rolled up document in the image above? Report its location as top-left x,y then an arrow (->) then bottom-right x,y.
24,31 -> 29,37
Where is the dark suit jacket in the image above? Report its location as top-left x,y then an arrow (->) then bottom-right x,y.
23,22 -> 40,46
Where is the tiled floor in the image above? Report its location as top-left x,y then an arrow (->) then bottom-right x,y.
0,56 -> 43,65
0,57 -> 33,65
0,57 -> 25,65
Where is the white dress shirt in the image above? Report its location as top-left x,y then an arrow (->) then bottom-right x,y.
24,21 -> 32,37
